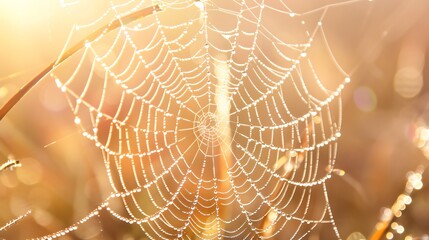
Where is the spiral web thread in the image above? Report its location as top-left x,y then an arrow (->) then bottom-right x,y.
43,0 -> 372,239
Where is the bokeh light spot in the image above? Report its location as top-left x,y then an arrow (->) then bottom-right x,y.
16,158 -> 43,186
394,67 -> 423,98
353,86 -> 377,112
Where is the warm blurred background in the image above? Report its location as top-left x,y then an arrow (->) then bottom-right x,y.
0,0 -> 429,239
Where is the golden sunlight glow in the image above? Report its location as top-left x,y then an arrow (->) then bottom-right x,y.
1,0 -> 429,239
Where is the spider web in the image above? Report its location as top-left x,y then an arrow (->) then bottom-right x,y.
44,0 -> 371,239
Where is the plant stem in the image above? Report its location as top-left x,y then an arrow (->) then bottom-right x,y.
0,159 -> 21,173
0,5 -> 160,121
369,165 -> 426,240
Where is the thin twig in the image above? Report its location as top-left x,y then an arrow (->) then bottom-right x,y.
0,5 -> 160,121
369,165 -> 427,240
0,158 -> 21,173
0,210 -> 32,232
